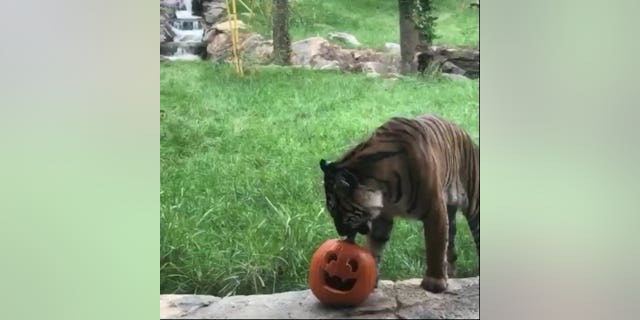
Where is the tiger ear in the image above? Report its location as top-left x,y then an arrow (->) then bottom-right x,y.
319,159 -> 329,172
320,159 -> 335,173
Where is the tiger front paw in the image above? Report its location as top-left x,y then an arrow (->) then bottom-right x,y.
420,276 -> 448,293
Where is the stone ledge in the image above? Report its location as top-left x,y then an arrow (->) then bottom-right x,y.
161,277 -> 478,319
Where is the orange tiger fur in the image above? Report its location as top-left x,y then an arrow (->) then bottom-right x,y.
319,113 -> 479,293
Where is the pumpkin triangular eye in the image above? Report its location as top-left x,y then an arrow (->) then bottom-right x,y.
348,259 -> 358,272
325,252 -> 338,263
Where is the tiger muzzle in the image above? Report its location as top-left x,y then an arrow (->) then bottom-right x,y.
335,222 -> 370,238
336,224 -> 352,237
356,222 -> 370,235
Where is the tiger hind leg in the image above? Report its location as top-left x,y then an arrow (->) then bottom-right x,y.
366,216 -> 394,288
420,197 -> 449,293
463,208 -> 480,273
446,205 -> 459,278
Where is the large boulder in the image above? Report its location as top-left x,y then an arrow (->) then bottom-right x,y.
204,21 -> 272,64
290,37 -> 334,67
328,32 -> 362,47
241,33 -> 274,65
199,0 -> 227,25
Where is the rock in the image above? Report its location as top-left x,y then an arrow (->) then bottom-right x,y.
290,37 -> 355,71
206,31 -> 233,60
177,280 -> 396,319
213,19 -> 247,32
442,61 -> 467,75
395,278 -> 479,319
205,30 -> 251,60
328,32 -> 362,46
204,30 -> 271,62
384,42 -> 400,55
360,61 -> 387,75
160,294 -> 221,319
317,45 -> 357,71
161,277 -> 479,319
348,280 -> 397,315
416,45 -> 479,79
314,57 -> 341,70
202,0 -> 227,24
350,49 -> 381,62
182,291 -> 306,319
242,34 -> 273,64
291,37 -> 332,66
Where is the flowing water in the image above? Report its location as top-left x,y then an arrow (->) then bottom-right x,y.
161,0 -> 206,61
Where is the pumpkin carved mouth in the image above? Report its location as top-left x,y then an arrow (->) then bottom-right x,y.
323,252 -> 359,291
323,270 -> 356,291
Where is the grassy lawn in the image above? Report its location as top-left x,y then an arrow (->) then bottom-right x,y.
242,0 -> 479,48
160,62 -> 479,296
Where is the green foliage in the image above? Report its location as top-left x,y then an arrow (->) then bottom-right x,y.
160,62 -> 479,296
413,0 -> 439,44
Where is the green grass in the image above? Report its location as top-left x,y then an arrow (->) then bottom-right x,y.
241,0 -> 479,48
160,62 -> 479,296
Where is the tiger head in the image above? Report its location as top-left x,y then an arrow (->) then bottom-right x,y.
319,159 -> 384,239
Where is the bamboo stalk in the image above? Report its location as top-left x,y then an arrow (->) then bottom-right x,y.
231,0 -> 244,75
224,0 -> 242,75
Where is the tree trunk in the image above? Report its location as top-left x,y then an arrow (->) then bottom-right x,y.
398,0 -> 420,74
272,0 -> 291,65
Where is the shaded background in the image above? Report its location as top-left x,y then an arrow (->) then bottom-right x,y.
1,0 -> 639,319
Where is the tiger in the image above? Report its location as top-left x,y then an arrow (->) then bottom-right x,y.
319,113 -> 479,293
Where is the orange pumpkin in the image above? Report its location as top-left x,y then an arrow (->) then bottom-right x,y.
308,239 -> 377,306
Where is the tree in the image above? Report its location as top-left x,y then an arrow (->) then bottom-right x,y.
398,0 -> 438,74
398,0 -> 420,74
272,0 -> 291,65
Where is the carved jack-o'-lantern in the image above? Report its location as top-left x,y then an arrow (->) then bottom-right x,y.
308,239 -> 377,306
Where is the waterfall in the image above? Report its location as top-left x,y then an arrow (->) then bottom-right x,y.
172,0 -> 204,42
161,0 -> 205,61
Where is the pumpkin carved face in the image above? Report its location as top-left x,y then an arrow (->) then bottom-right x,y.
308,239 -> 377,306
